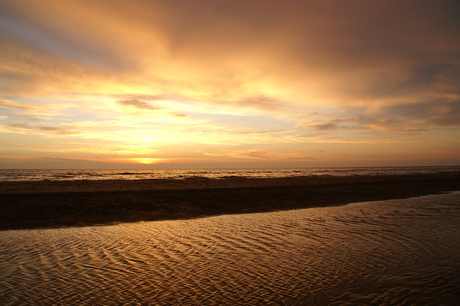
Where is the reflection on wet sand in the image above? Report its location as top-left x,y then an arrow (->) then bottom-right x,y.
1,192 -> 460,305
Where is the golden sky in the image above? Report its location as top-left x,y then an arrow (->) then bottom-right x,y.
1,0 -> 459,168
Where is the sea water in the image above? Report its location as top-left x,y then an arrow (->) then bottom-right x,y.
1,192 -> 459,305
1,166 -> 459,181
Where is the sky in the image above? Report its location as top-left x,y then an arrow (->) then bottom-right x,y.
1,0 -> 459,169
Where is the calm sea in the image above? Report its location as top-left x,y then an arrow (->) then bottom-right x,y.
1,192 -> 460,305
1,166 -> 460,181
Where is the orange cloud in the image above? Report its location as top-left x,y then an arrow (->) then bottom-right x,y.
1,0 -> 460,167
205,149 -> 316,161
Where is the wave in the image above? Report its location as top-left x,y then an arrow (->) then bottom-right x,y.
1,166 -> 459,182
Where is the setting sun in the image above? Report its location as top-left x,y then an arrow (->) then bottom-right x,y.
131,158 -> 164,165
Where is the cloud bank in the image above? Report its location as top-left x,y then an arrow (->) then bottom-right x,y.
1,0 -> 459,167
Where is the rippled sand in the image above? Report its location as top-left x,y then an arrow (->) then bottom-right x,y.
1,192 -> 460,305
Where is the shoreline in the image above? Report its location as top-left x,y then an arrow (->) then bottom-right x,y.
1,172 -> 459,231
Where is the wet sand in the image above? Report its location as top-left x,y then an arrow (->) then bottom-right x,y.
1,171 -> 459,231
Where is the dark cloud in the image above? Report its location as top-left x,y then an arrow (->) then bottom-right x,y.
305,100 -> 460,132
0,100 -> 32,111
0,72 -> 39,95
238,150 -> 271,159
344,64 -> 460,101
376,99 -> 460,128
303,116 -> 364,131
117,99 -> 158,110
141,0 -> 460,111
143,0 -> 460,62
3,0 -> 460,108
297,133 -> 329,138
310,122 -> 339,131
112,94 -> 172,102
7,122 -> 79,135
237,129 -> 290,135
116,98 -> 189,119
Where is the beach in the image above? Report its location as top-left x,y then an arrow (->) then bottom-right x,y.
1,171 -> 460,231
2,192 -> 460,305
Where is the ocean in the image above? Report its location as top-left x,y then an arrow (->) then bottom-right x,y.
1,166 -> 460,182
1,192 -> 460,305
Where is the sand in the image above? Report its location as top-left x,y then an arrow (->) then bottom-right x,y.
1,171 -> 459,231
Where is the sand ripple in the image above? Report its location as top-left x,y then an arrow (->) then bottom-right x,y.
1,192 -> 460,305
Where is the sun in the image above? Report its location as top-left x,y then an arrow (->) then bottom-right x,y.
130,158 -> 164,164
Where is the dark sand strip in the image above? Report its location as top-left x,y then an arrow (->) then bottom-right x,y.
1,172 -> 459,231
